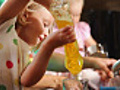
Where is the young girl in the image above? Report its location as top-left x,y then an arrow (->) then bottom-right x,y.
0,1 -> 76,90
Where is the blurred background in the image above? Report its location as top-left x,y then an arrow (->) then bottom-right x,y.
81,0 -> 120,59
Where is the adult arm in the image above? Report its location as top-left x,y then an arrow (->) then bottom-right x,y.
84,35 -> 97,48
0,0 -> 29,25
83,56 -> 116,78
0,0 -> 53,25
21,26 -> 76,87
34,0 -> 53,9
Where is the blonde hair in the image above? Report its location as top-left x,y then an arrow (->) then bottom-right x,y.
15,1 -> 46,28
69,0 -> 84,8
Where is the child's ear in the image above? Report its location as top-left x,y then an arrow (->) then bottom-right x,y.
16,10 -> 30,27
22,11 -> 32,25
22,10 -> 29,21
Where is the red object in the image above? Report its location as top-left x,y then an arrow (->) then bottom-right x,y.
29,54 -> 33,58
18,58 -> 20,64
6,60 -> 13,69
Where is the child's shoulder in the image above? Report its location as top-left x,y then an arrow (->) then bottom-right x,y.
75,21 -> 91,32
76,21 -> 90,28
0,18 -> 16,33
75,21 -> 91,41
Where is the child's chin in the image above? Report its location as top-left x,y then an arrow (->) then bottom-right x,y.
28,41 -> 37,46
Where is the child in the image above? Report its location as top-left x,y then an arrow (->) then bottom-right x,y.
0,1 -> 76,90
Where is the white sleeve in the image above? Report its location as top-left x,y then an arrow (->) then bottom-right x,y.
0,18 -> 16,34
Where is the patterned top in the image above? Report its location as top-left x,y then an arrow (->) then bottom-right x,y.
0,18 -> 33,90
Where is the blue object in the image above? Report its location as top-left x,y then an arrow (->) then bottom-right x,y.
112,60 -> 120,72
63,86 -> 66,90
100,87 -> 116,90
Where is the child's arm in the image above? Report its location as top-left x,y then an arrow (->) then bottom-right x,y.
0,0 -> 29,25
34,0 -> 53,9
21,38 -> 56,87
0,0 -> 53,25
21,26 -> 76,87
47,52 -> 68,72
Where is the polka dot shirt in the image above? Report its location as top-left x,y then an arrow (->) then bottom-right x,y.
0,18 -> 33,90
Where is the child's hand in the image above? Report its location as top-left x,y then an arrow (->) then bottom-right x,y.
45,26 -> 76,49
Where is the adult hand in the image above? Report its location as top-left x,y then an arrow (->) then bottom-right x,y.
34,0 -> 53,9
83,57 -> 117,79
92,57 -> 116,78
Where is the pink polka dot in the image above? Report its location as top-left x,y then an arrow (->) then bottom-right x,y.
6,60 -> 13,69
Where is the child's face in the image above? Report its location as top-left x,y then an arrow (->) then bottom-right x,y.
70,2 -> 83,24
19,8 -> 54,46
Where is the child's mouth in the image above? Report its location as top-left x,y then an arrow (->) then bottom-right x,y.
33,34 -> 48,52
37,34 -> 48,46
37,35 -> 44,44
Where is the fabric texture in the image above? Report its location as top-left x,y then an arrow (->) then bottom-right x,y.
0,18 -> 33,90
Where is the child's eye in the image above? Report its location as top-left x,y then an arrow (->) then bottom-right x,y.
44,22 -> 49,27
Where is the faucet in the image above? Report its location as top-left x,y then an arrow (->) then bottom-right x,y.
112,60 -> 120,77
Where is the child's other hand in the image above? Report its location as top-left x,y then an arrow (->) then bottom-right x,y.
46,26 -> 76,49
